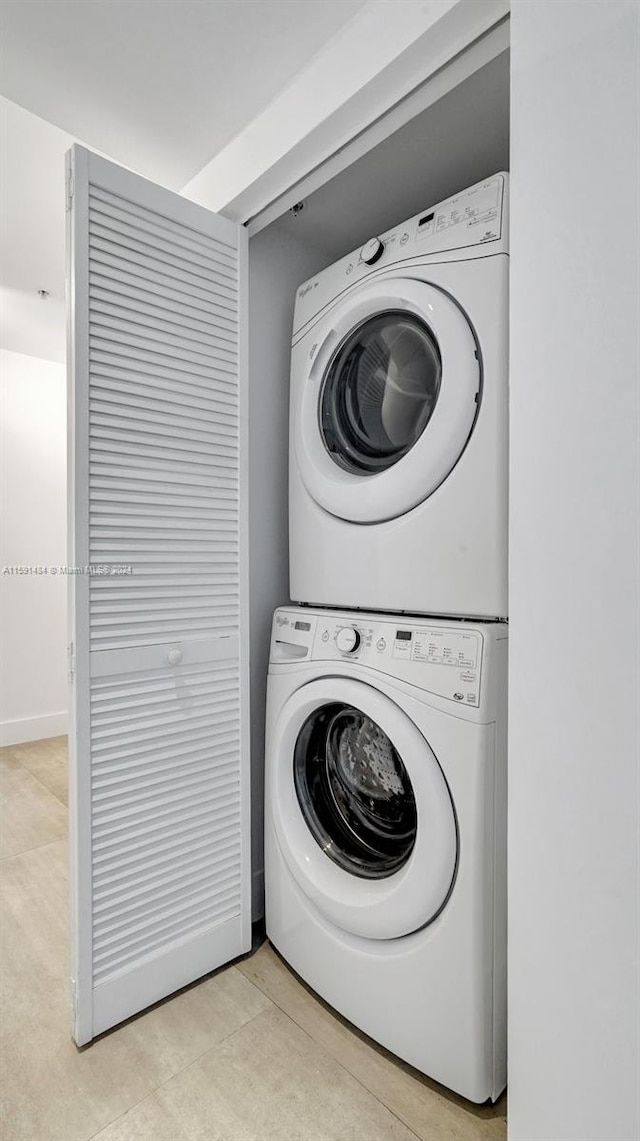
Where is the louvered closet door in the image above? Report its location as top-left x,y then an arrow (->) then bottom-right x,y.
66,146 -> 250,1045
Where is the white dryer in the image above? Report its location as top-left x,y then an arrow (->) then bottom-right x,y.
265,606 -> 507,1103
289,173 -> 509,620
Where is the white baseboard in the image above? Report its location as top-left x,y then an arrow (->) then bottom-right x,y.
0,712 -> 68,747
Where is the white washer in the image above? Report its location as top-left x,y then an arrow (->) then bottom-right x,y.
265,606 -> 507,1103
289,173 -> 509,620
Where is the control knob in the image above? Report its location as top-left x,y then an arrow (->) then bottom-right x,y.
335,626 -> 361,654
360,237 -> 384,265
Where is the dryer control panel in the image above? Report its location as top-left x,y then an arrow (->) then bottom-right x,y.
272,609 -> 486,707
292,172 -> 509,337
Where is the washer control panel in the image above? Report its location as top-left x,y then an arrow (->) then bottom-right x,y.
272,610 -> 484,707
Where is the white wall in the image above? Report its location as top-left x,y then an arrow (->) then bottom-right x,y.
508,4 -> 640,1140
0,349 -> 67,744
0,97 -> 71,365
247,226 -> 330,919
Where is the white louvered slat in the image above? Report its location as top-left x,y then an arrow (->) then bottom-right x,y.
90,398 -> 238,435
89,290 -> 239,344
89,299 -> 239,345
89,346 -> 238,387
90,339 -> 237,383
92,831 -> 240,891
90,463 -> 237,486
88,217 -> 239,283
88,185 -> 238,262
68,145 -> 249,1046
89,267 -> 239,327
89,358 -> 239,395
88,231 -> 238,296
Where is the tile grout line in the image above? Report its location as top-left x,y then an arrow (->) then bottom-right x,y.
87,995 -> 423,1141
281,1004 -> 425,1141
236,964 -> 424,1141
0,834 -> 68,864
4,743 -> 69,809
83,991 -> 276,1141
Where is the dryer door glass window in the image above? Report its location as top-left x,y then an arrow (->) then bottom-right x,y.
293,702 -> 417,879
320,311 -> 441,475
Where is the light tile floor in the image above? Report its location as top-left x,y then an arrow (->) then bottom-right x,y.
0,737 -> 507,1141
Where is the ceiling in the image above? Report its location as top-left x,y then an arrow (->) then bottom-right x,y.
0,0 -> 367,190
0,0 -> 366,362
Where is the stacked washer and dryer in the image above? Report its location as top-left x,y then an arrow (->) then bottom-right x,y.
265,174 -> 509,1103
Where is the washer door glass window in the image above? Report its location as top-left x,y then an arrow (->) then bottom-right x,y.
320,311 -> 441,475
294,701 -> 417,879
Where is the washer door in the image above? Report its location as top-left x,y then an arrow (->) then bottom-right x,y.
294,277 -> 480,523
269,677 -> 458,939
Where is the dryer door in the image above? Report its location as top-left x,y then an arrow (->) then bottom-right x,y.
293,277 -> 480,523
269,677 -> 458,939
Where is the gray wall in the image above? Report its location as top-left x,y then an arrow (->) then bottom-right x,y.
248,225 -> 330,919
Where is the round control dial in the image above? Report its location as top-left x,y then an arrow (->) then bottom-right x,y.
335,626 -> 361,654
360,237 -> 384,265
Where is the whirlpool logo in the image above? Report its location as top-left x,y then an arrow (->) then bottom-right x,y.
298,281 -> 318,298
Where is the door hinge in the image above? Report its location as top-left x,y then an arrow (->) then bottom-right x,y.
67,641 -> 75,682
66,171 -> 74,212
